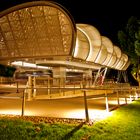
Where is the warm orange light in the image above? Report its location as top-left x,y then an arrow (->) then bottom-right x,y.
64,109 -> 112,121
11,61 -> 50,69
0,109 -> 35,116
0,109 -> 21,115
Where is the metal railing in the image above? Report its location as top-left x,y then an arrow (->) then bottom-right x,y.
0,83 -> 139,122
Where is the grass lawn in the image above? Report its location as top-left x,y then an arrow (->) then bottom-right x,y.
0,99 -> 140,140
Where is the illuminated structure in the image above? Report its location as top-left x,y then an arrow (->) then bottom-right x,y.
0,1 -> 130,85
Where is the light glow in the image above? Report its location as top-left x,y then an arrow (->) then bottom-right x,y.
73,37 -> 79,57
11,61 -> 50,70
66,68 -> 83,73
64,109 -> 112,121
0,109 -> 112,121
0,109 -> 21,116
0,109 -> 36,116
94,49 -> 102,63
77,26 -> 93,62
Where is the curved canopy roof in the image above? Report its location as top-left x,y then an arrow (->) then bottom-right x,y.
73,28 -> 90,60
111,46 -> 122,68
73,24 -> 129,70
0,1 -> 76,59
76,24 -> 102,62
101,36 -> 113,65
0,1 -> 129,71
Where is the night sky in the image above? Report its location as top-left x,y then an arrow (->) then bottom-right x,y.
0,0 -> 139,45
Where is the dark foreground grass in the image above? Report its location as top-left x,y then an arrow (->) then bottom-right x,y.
0,99 -> 140,140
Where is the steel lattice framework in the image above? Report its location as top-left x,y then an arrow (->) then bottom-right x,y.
0,1 -> 76,59
0,1 -> 130,71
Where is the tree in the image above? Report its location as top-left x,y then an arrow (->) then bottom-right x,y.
118,16 -> 140,85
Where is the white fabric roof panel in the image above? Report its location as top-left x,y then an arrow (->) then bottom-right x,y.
101,36 -> 113,53
76,24 -> 102,62
94,45 -> 108,64
111,46 -> 122,68
116,54 -> 128,70
74,24 -> 129,70
121,60 -> 130,70
73,29 -> 90,60
106,51 -> 117,67
101,36 -> 114,65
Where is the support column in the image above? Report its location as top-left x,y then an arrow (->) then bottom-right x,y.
83,90 -> 89,122
93,67 -> 107,86
27,76 -> 33,101
33,76 -> 36,98
93,68 -> 101,86
83,69 -> 92,87
105,91 -> 109,112
102,67 -> 108,84
52,67 -> 66,87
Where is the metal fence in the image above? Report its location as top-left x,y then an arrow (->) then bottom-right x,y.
0,83 -> 139,122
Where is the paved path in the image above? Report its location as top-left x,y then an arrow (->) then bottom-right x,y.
0,93 -> 127,120
0,84 -> 130,120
